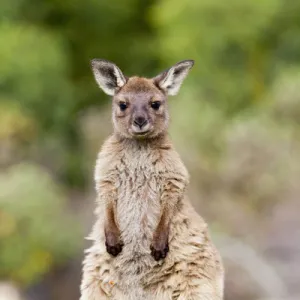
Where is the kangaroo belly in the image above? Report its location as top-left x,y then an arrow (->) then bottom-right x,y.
116,173 -> 161,252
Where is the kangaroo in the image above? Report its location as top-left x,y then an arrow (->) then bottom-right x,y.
80,59 -> 224,300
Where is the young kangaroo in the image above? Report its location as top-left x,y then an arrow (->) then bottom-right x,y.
80,59 -> 224,300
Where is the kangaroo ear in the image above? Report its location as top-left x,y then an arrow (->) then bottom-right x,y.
91,59 -> 127,96
154,60 -> 194,96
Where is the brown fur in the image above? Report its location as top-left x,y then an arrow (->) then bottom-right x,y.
80,59 -> 224,299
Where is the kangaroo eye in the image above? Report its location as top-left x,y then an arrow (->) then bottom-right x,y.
151,101 -> 161,110
119,102 -> 128,111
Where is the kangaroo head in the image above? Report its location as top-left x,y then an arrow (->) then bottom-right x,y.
91,59 -> 194,139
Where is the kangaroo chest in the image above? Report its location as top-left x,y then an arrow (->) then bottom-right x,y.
115,149 -> 163,248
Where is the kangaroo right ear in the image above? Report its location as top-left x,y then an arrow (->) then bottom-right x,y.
154,60 -> 194,96
91,59 -> 127,96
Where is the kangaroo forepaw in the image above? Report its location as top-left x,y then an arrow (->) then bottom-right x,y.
105,230 -> 123,257
150,243 -> 169,261
105,241 -> 123,256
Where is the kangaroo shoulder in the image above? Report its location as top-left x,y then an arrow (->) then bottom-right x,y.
157,143 -> 189,181
94,135 -> 121,182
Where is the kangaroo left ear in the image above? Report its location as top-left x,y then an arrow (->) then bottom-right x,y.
153,60 -> 194,96
91,59 -> 127,96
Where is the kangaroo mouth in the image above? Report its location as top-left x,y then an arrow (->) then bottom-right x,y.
130,129 -> 153,139
130,124 -> 152,137
133,131 -> 149,137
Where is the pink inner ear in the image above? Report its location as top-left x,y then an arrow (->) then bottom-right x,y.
91,59 -> 128,96
153,71 -> 168,89
152,61 -> 194,96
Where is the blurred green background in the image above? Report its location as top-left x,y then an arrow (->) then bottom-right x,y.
1,0 -> 300,299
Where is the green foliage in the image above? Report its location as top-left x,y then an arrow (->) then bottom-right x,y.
0,163 -> 81,286
0,22 -> 74,130
0,0 -> 159,186
151,0 -> 300,112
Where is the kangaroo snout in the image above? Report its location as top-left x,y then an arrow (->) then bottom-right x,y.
133,116 -> 148,129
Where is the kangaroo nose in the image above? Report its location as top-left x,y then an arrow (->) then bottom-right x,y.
134,116 -> 147,129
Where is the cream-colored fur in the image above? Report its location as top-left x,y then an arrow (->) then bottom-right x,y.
80,59 -> 224,300
80,135 -> 224,300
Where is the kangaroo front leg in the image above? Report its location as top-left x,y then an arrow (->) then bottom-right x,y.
150,178 -> 184,261
150,205 -> 171,261
98,180 -> 123,257
105,199 -> 123,256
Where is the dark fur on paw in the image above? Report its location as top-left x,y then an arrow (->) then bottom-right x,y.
150,243 -> 169,261
105,241 -> 123,257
